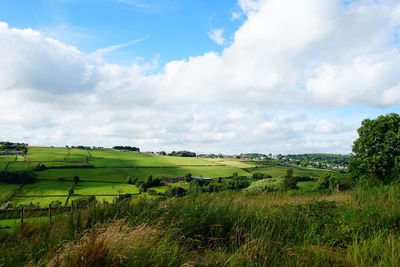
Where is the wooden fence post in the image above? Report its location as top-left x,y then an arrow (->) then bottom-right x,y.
49,204 -> 52,222
20,207 -> 24,224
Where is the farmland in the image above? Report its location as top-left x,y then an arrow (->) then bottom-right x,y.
0,146 -> 347,212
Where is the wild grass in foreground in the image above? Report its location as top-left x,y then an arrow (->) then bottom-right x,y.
1,186 -> 400,266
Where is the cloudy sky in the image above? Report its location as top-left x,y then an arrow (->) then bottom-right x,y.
0,0 -> 399,154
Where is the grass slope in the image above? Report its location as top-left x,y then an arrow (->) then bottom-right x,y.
0,147 -> 349,209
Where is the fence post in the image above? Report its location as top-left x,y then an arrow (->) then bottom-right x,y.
49,204 -> 52,222
20,207 -> 24,224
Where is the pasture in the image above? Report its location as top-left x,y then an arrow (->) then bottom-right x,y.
0,147 -> 347,210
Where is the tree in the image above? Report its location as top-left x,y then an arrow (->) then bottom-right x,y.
73,176 -> 80,184
349,113 -> 400,184
165,187 -> 187,197
314,173 -> 339,191
282,168 -> 298,191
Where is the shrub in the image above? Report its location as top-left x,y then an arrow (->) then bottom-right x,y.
185,173 -> 192,182
49,200 -> 63,208
165,187 -> 186,197
127,177 -> 138,185
281,169 -> 298,191
252,173 -> 272,179
314,173 -> 339,191
243,179 -> 282,194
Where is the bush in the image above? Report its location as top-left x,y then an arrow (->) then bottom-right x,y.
314,173 -> 339,191
49,200 -> 63,208
140,175 -> 162,190
281,169 -> 298,191
185,173 -> 192,182
127,177 -> 138,185
228,172 -> 249,190
243,179 -> 282,194
252,173 -> 272,179
165,187 -> 186,197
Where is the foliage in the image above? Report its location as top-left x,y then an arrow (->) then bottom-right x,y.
73,176 -> 80,184
0,141 -> 28,151
281,168 -> 298,191
0,171 -> 35,184
228,172 -> 249,190
252,172 -> 272,179
112,146 -> 140,152
72,196 -> 97,207
165,187 -> 187,197
286,153 -> 349,165
168,150 -> 196,157
184,173 -> 192,182
49,200 -> 63,208
243,178 -> 282,193
126,176 -> 138,185
314,173 -> 339,191
350,113 -> 400,184
136,175 -> 162,192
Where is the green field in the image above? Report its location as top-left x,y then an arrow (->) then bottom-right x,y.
0,183 -> 21,203
16,180 -> 72,196
11,196 -> 68,208
26,147 -> 67,162
0,147 -> 349,209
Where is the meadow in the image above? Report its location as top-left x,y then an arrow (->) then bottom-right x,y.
0,147 -> 347,230
1,186 -> 400,266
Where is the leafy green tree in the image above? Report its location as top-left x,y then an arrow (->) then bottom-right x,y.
282,168 -> 298,191
314,173 -> 339,191
165,187 -> 187,197
350,113 -> 400,184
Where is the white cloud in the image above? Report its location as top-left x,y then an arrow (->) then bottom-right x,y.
208,28 -> 226,45
314,119 -> 349,135
1,0 -> 400,153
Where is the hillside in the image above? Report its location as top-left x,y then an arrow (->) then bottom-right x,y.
0,146 -> 348,212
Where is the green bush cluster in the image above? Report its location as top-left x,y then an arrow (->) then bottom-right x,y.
243,178 -> 282,193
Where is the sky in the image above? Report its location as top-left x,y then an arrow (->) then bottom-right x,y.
0,0 -> 399,154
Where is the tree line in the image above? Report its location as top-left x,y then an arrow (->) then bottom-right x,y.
113,146 -> 140,152
0,142 -> 28,153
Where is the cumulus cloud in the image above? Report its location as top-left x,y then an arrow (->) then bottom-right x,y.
208,28 -> 226,45
1,0 -> 400,153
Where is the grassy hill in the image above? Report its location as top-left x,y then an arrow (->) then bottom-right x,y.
0,147 -> 348,210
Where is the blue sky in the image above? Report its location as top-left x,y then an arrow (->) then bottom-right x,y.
0,0 -> 400,154
0,0 -> 242,65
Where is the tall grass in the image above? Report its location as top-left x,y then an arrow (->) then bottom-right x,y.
1,187 -> 400,266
